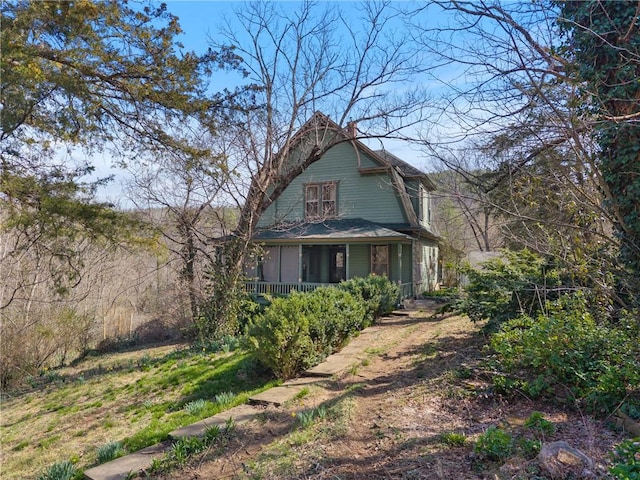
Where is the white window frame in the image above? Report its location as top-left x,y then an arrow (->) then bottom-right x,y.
305,182 -> 337,219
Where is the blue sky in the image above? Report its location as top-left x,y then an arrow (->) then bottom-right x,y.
96,1 -> 448,202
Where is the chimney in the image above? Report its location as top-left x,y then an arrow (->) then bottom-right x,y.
346,121 -> 357,138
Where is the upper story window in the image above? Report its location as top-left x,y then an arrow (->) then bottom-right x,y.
305,182 -> 337,219
420,186 -> 431,224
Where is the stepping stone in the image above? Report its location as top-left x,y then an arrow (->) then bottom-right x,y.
305,354 -> 360,377
248,384 -> 309,406
84,442 -> 169,480
169,404 -> 259,439
282,376 -> 325,386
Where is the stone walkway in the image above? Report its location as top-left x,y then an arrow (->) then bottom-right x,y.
83,307 -> 430,480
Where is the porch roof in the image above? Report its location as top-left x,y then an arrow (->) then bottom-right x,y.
254,218 -> 413,244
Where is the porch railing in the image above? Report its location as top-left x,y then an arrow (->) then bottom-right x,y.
245,280 -> 420,303
243,281 -> 327,296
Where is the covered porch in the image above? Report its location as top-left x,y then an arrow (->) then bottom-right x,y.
245,219 -> 436,300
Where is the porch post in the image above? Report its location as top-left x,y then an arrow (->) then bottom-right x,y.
345,243 -> 350,279
277,246 -> 282,282
412,239 -> 417,297
398,243 -> 403,289
298,244 -> 303,283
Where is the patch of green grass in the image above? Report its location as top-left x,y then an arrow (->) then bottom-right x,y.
38,435 -> 61,449
293,387 -> 310,400
365,347 -> 384,355
523,411 -> 555,438
439,431 -> 467,447
3,344 -> 277,480
12,440 -> 29,451
96,441 -> 125,464
36,460 -> 77,480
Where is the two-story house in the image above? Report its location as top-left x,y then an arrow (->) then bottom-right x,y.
245,114 -> 440,299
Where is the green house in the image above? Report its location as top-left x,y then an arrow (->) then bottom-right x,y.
245,114 -> 440,299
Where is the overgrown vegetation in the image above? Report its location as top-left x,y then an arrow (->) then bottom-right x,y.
610,438 -> 640,480
456,250 -> 640,418
455,249 -> 559,332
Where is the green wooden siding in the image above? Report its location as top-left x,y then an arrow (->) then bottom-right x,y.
258,142 -> 407,227
348,244 -> 370,278
402,243 -> 413,284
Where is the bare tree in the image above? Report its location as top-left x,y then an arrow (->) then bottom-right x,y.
124,128 -> 237,324
405,1 -> 629,297
201,0 -> 431,335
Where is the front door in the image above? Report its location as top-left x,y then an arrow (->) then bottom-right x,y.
329,246 -> 346,283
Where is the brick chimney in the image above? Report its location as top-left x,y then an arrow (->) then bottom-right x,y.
346,121 -> 357,138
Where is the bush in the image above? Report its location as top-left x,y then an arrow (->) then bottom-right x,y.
305,287 -> 367,356
247,287 -> 366,379
610,438 -> 640,480
455,249 -> 559,332
489,294 -> 640,413
247,293 -> 317,379
474,427 -> 514,461
96,441 -> 125,464
339,274 -> 399,323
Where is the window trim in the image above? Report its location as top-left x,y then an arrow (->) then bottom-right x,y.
305,181 -> 338,219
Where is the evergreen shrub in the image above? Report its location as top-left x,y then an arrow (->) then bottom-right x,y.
489,294 -> 640,413
247,286 -> 367,379
339,274 -> 399,323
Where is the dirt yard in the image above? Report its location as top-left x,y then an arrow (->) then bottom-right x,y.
166,310 -> 625,479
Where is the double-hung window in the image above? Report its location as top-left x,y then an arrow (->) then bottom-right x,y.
305,182 -> 337,219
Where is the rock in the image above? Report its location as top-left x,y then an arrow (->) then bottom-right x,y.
538,441 -> 595,479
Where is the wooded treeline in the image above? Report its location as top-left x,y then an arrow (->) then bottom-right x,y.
1,0 -> 638,388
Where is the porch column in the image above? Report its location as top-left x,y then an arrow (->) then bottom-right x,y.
398,243 -> 403,286
345,243 -> 350,279
277,246 -> 282,282
298,244 -> 303,283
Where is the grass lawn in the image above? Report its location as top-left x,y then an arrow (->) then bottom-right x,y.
0,342 -> 277,479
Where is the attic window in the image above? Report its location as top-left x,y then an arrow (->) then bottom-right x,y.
305,182 -> 337,219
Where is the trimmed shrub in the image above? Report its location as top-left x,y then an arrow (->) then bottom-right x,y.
305,286 -> 367,355
247,292 -> 317,379
247,287 -> 367,379
339,274 -> 399,323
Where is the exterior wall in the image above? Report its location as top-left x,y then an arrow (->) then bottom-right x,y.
263,246 -> 279,282
348,244 -> 370,278
280,246 -> 299,282
258,142 -> 407,227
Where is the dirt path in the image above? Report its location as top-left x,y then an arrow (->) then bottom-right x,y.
168,310 -> 623,479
